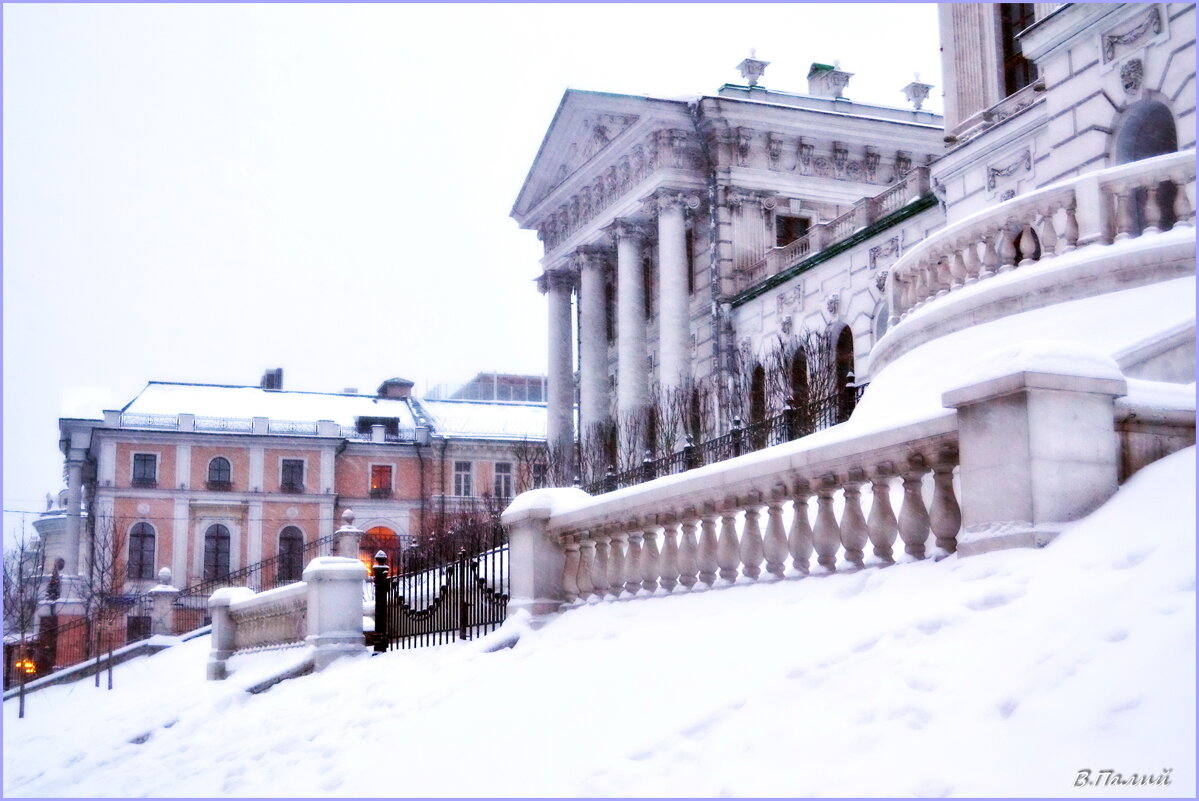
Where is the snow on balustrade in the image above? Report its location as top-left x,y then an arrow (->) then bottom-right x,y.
886,150 -> 1195,324
507,412 -> 962,609
227,582 -> 308,653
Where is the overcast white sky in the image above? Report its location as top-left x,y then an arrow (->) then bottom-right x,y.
2,3 -> 943,540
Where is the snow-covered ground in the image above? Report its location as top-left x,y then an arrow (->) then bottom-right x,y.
4,448 -> 1194,797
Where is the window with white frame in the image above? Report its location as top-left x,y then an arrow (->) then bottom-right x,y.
132,453 -> 158,488
128,522 -> 156,580
280,459 -> 305,493
493,462 -> 513,500
453,461 -> 473,497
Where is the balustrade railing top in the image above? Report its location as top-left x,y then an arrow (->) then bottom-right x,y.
885,150 -> 1195,328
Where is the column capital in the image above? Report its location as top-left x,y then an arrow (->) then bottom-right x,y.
573,245 -> 613,273
607,217 -> 652,243
651,189 -> 702,215
537,266 -> 578,294
719,185 -> 776,212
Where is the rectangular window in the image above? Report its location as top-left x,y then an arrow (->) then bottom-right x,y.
132,453 -> 157,488
532,463 -> 548,489
493,463 -> 513,500
453,461 -> 473,497
370,465 -> 393,499
1000,3 -> 1038,96
281,459 -> 305,493
776,215 -> 810,248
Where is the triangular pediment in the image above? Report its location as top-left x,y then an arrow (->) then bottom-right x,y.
512,90 -> 688,224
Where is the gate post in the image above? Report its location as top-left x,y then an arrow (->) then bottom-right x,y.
371,551 -> 388,654
457,549 -> 469,641
304,557 -> 370,671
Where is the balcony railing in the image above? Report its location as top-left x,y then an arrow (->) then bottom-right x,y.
886,150 -> 1195,326
738,166 -> 932,292
279,482 -> 305,495
205,480 -> 233,492
120,413 -> 178,430
369,487 -> 394,500
130,478 -> 158,489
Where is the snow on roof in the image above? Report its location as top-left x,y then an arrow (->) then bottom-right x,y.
415,398 -> 546,440
122,383 -> 417,430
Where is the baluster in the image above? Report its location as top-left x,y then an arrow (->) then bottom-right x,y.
812,474 -> 841,572
677,509 -> 699,590
659,518 -> 680,592
1142,184 -> 1162,235
562,535 -> 581,604
839,469 -> 869,570
948,247 -> 967,289
936,255 -> 954,297
997,222 -> 1017,272
961,237 -> 982,285
763,484 -> 789,580
1038,208 -> 1058,257
576,537 -> 595,602
908,264 -> 926,310
789,480 -> 814,575
1017,221 -> 1037,266
867,463 -> 899,564
929,446 -> 962,554
607,530 -> 627,599
979,232 -> 998,279
624,526 -> 644,596
591,532 -> 611,599
696,505 -> 721,587
641,523 -> 661,594
1113,185 -> 1136,240
716,499 -> 741,583
898,455 -> 931,560
739,491 -> 765,580
1172,179 -> 1193,227
1061,202 -> 1080,250
891,274 -> 908,324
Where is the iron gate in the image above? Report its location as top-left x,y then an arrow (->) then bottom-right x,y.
371,523 -> 509,651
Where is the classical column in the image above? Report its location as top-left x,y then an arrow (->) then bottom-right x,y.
613,219 -> 649,425
576,247 -> 611,436
656,192 -> 696,395
541,266 -> 576,482
63,458 -> 84,575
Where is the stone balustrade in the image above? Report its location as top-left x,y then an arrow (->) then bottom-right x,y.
228,582 -> 309,652
207,556 -> 367,680
739,166 -> 932,291
503,414 -> 960,616
887,150 -> 1195,324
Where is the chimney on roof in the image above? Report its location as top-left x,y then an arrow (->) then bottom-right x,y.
377,377 -> 415,400
260,368 -> 284,391
807,62 -> 853,99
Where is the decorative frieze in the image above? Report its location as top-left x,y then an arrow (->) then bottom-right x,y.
1101,5 -> 1164,64
987,149 -> 1033,192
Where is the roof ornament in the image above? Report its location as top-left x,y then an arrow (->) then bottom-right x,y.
902,72 -> 934,111
737,50 -> 770,88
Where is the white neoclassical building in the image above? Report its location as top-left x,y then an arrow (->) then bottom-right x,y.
513,3 -> 1195,484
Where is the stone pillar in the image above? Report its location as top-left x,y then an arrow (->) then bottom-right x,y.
613,219 -> 649,424
656,193 -> 695,395
542,266 -> 576,481
148,567 -> 180,636
304,557 -> 369,671
334,509 -> 363,560
63,458 -> 84,575
577,248 -> 611,436
500,489 -> 584,623
206,586 -> 254,680
943,361 -> 1128,556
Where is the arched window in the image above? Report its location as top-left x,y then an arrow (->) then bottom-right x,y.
749,364 -> 767,423
128,522 -> 156,580
835,327 -> 857,423
207,457 -> 232,490
1115,99 -> 1179,232
203,524 -> 231,581
278,526 -> 304,584
361,526 -> 401,573
1115,100 -> 1178,164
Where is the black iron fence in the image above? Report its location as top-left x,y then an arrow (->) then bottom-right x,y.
584,385 -> 867,495
371,519 -> 509,651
